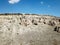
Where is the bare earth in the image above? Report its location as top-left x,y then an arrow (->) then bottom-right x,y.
0,14 -> 60,45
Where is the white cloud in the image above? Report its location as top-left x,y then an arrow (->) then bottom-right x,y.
40,1 -> 44,5
8,0 -> 20,4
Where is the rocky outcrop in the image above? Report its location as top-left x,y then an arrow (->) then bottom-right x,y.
0,14 -> 60,45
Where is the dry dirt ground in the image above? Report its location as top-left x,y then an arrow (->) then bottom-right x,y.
0,15 -> 60,45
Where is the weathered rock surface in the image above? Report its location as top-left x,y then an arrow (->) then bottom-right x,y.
0,14 -> 60,45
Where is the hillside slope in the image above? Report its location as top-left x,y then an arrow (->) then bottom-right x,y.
0,14 -> 60,45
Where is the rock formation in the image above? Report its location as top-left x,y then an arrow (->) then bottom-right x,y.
0,13 -> 60,45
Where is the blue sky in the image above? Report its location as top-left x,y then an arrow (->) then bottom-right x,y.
0,0 -> 60,17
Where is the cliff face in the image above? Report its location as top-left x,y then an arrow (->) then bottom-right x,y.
0,14 -> 60,45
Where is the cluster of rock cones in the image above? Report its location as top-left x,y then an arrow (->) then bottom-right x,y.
0,14 -> 60,45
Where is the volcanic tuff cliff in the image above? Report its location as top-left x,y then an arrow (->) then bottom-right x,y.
0,14 -> 60,45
